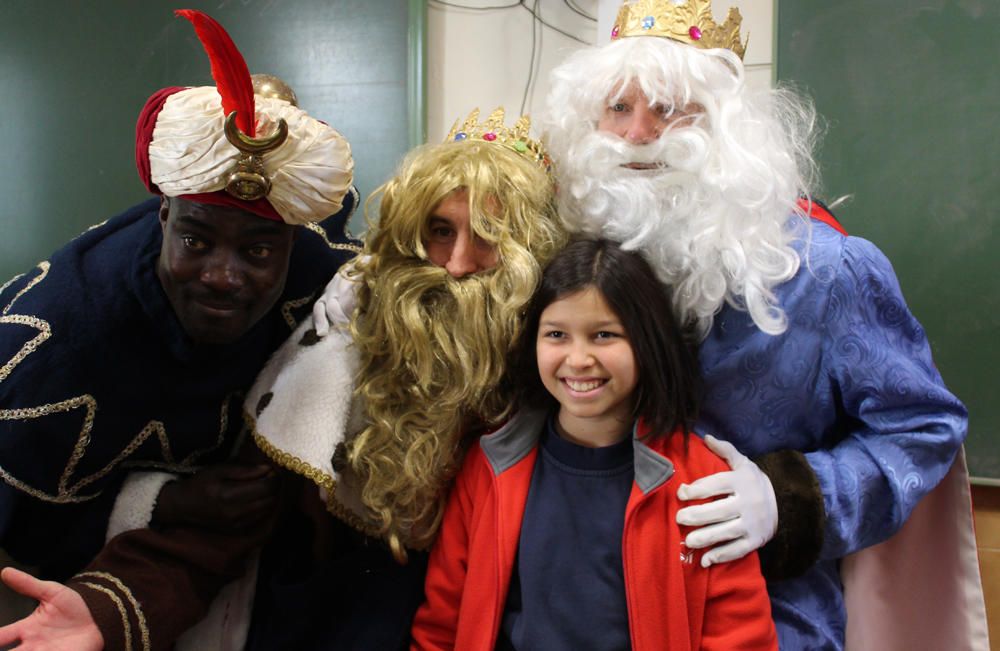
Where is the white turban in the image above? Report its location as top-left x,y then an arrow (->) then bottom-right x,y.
146,86 -> 353,226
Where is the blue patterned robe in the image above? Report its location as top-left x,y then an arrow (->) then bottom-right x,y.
699,221 -> 967,649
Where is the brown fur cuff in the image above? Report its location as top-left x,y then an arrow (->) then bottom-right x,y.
754,450 -> 825,582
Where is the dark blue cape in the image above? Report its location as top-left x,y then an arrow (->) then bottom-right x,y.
0,195 -> 359,578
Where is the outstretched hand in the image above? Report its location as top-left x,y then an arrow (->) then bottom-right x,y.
676,435 -> 778,568
0,567 -> 103,651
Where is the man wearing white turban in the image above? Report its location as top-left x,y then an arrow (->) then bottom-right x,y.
0,10 -> 358,650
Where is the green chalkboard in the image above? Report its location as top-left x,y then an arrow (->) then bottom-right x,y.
776,1 -> 1000,481
0,0 -> 425,281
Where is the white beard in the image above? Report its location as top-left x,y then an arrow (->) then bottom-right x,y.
557,128 -> 802,339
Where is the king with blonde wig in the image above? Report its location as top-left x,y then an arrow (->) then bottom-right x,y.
247,121 -> 566,562
348,138 -> 566,557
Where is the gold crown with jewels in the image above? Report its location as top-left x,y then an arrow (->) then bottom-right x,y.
445,107 -> 552,174
611,0 -> 747,60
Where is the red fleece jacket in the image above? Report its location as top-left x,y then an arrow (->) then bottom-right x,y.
411,413 -> 777,650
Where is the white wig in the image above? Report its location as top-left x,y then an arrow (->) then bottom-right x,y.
543,36 -> 820,338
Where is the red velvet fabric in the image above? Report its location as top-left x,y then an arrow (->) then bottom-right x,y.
135,86 -> 185,194
797,197 -> 847,235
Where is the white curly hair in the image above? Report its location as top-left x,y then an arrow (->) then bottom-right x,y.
543,36 -> 821,338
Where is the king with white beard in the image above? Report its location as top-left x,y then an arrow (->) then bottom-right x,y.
543,1 -> 981,649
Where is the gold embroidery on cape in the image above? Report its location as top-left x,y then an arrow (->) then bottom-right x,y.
279,196 -> 361,330
246,411 -> 433,551
247,411 -> 335,492
324,490 -> 389,542
76,571 -> 151,651
281,293 -> 315,330
1,263 -> 53,384
2,261 -> 50,315
304,221 -> 363,254
0,395 -> 98,501
67,421 -> 183,495
78,581 -> 135,651
50,396 -> 99,494
60,419 -> 164,495
303,185 -> 362,252
324,482 -> 433,551
0,468 -> 92,503
0,315 -> 52,384
85,219 -> 110,233
3,394 -> 235,501
0,272 -> 25,298
0,243 -> 235,502
155,426 -> 176,465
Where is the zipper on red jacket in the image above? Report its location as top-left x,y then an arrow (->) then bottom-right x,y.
622,475 -> 675,650
489,469 -> 505,649
621,489 -> 646,649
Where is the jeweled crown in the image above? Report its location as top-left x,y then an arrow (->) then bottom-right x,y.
445,108 -> 552,173
611,0 -> 747,60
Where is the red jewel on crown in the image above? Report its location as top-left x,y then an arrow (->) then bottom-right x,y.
611,25 -> 620,39
483,132 -> 497,141
689,26 -> 702,40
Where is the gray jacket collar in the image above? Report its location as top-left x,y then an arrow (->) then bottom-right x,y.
479,409 -> 675,495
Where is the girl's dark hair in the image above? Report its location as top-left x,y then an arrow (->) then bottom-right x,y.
513,238 -> 700,439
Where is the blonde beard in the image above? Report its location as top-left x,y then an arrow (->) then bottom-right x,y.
347,256 -> 534,556
556,128 -> 802,339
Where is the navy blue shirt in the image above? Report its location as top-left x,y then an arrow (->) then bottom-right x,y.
498,417 -> 634,651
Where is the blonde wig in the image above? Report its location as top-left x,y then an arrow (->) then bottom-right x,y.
347,140 -> 566,558
544,36 -> 821,338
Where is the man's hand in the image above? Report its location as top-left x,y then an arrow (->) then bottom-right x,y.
152,462 -> 280,532
676,435 -> 778,568
0,567 -> 103,651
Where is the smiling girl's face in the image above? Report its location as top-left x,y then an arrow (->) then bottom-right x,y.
535,285 -> 638,448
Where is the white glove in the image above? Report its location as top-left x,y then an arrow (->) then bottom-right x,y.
676,434 -> 778,568
312,265 -> 362,337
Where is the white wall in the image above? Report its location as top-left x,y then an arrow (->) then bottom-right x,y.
426,0 -> 775,142
426,1 -> 600,142
711,0 -> 775,92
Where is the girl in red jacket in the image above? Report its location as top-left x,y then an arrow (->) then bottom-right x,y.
411,239 -> 777,651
